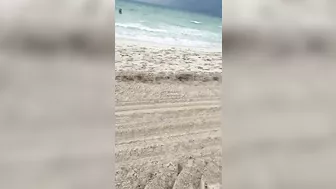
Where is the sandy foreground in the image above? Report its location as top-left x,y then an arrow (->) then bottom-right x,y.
115,41 -> 222,189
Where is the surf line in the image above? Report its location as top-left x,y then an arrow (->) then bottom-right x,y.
190,20 -> 201,24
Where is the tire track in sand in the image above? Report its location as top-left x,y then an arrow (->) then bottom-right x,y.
115,82 -> 221,189
115,100 -> 220,115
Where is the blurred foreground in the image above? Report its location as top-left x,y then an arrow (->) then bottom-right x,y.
223,59 -> 336,189
222,1 -> 336,188
0,1 -> 114,189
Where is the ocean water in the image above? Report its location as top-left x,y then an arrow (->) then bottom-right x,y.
115,0 -> 222,48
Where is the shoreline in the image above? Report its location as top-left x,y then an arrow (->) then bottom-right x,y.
116,37 -> 222,53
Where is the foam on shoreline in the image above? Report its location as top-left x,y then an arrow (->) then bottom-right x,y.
116,38 -> 222,53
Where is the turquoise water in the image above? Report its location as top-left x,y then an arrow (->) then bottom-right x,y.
115,0 -> 222,48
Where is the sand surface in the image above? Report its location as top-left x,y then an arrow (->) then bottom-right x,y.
115,41 -> 222,74
115,41 -> 222,189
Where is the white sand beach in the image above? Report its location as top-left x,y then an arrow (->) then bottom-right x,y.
115,39 -> 222,189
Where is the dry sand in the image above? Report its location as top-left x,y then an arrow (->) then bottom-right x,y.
115,41 -> 222,189
115,40 -> 222,78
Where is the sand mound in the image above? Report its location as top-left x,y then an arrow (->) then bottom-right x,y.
115,71 -> 221,83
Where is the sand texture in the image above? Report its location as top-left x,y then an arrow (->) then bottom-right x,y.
115,42 -> 222,77
115,42 -> 222,189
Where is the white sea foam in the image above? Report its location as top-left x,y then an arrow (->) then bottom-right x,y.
116,22 -> 168,33
116,32 -> 220,49
190,20 -> 202,24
